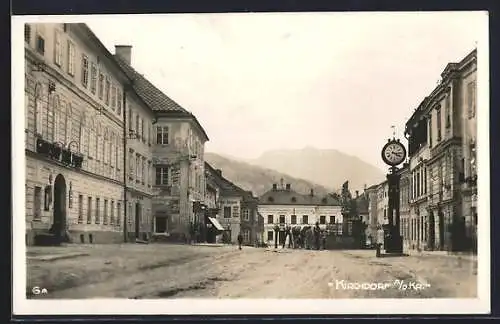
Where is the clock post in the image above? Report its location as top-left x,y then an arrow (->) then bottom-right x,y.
380,135 -> 406,255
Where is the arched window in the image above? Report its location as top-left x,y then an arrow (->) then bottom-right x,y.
103,128 -> 108,164
65,102 -> 72,144
96,122 -> 102,161
80,112 -> 88,155
110,132 -> 115,167
34,83 -> 43,135
52,95 -> 61,142
88,116 -> 96,158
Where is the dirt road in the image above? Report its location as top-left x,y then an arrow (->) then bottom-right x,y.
27,244 -> 477,299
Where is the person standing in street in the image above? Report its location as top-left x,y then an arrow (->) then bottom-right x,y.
282,225 -> 291,249
237,232 -> 243,250
313,222 -> 321,250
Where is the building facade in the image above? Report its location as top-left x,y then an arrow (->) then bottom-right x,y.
257,181 -> 342,247
405,49 -> 477,252
365,184 -> 379,244
24,23 -> 131,244
398,163 -> 411,249
24,23 -> 211,245
204,163 -> 260,245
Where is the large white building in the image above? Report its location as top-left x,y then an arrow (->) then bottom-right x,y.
257,181 -> 342,246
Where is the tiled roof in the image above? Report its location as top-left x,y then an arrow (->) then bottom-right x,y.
258,188 -> 341,206
114,56 -> 209,141
114,56 -> 189,114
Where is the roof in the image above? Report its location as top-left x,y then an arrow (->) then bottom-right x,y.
204,162 -> 255,200
114,55 -> 209,141
258,188 -> 341,206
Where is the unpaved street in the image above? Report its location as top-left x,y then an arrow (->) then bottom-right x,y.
27,244 -> 477,299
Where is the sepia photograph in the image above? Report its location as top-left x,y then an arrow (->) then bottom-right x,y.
12,11 -> 489,315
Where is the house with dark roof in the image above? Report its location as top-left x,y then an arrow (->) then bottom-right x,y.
257,179 -> 342,246
113,45 -> 210,241
204,162 -> 262,244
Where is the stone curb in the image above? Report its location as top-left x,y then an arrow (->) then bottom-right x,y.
27,252 -> 90,262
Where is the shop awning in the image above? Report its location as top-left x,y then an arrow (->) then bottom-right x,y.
208,217 -> 225,231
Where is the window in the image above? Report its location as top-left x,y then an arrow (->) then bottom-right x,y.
128,108 -> 133,131
36,35 -> 45,55
79,55 -> 89,88
90,63 -> 97,94
117,89 -> 122,116
291,197 -> 297,202
78,195 -> 83,223
52,95 -> 60,142
128,149 -> 134,177
136,155 -> 141,181
111,85 -> 116,110
98,72 -> 104,99
232,206 -> 240,218
147,161 -> 151,186
110,201 -> 114,225
383,208 -> 387,220
467,81 -> 476,118
436,107 -> 442,141
224,206 -> 232,218
128,203 -> 132,225
95,198 -> 100,224
243,230 -> 250,243
291,215 -> 297,224
155,216 -> 168,233
156,126 -> 169,144
267,197 -> 274,202
103,199 -> 108,224
320,215 -> 326,224
33,186 -> 42,220
141,119 -> 145,141
142,158 -> 146,183
87,197 -> 92,224
64,103 -> 72,144
116,202 -> 121,228
34,84 -> 43,135
279,215 -> 285,224
105,77 -> 111,105
136,115 -> 140,138
267,231 -> 274,241
67,41 -> 75,76
428,117 -> 432,148
155,167 -> 169,185
54,30 -> 63,66
24,24 -> 31,44
302,215 -> 308,224
241,209 -> 249,221
330,216 -> 336,224
267,215 -> 273,224
445,95 -> 451,128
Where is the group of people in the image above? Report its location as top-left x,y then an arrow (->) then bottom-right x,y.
275,222 -> 327,250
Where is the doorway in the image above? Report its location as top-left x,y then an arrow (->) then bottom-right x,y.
135,202 -> 141,239
428,210 -> 435,250
52,174 -> 67,242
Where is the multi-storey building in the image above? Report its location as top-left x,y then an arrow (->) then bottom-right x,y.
398,163 -> 411,249
257,181 -> 342,247
24,23 -> 130,244
24,23 -> 212,245
405,49 -> 477,252
204,163 -> 260,244
113,46 -> 210,242
376,180 -> 389,228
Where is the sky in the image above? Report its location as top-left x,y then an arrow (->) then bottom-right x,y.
84,12 -> 486,172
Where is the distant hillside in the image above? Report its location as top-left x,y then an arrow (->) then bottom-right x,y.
248,147 -> 385,192
204,152 -> 331,197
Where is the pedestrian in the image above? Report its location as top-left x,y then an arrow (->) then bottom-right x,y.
237,232 -> 243,250
282,225 -> 291,249
313,222 -> 321,250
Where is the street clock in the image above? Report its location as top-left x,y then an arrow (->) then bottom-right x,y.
381,139 -> 407,167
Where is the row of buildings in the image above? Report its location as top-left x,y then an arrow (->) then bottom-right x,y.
364,49 -> 478,252
23,22 -> 266,246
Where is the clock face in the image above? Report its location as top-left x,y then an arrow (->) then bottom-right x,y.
382,141 -> 406,166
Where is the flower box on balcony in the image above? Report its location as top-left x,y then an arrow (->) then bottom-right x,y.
49,144 -> 62,160
36,138 -> 51,155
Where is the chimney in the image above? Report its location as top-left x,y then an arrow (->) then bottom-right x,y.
216,169 -> 222,176
310,189 -> 314,196
272,184 -> 277,191
115,45 -> 132,65
356,190 -> 359,198
286,183 -> 291,191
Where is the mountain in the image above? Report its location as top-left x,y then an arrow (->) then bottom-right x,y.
204,152 -> 331,197
247,147 -> 385,192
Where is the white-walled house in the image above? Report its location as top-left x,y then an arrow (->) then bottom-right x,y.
257,182 -> 342,246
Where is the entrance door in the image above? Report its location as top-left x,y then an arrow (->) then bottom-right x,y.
428,211 -> 435,250
52,174 -> 67,242
438,211 -> 445,250
135,203 -> 141,239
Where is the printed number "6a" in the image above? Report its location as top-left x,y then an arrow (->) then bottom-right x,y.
32,286 -> 48,295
